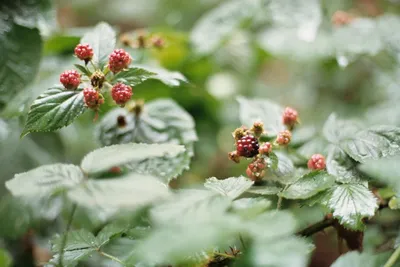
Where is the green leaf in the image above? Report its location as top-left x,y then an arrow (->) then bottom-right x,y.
80,22 -> 116,68
133,65 -> 187,86
232,197 -> 271,218
359,156 -> 400,193
323,113 -> 363,144
340,126 -> 400,163
297,137 -> 329,158
270,152 -> 296,184
74,64 -> 92,77
0,23 -> 42,106
96,223 -> 130,247
112,67 -> 155,86
314,184 -> 378,230
327,146 -> 365,184
21,87 -> 86,137
204,176 -> 254,199
247,185 -> 281,195
279,171 -> 336,200
80,143 -> 185,174
0,195 -> 31,238
331,251 -> 396,267
0,249 -> 12,267
5,164 -> 84,197
68,173 -> 170,210
237,96 -> 285,135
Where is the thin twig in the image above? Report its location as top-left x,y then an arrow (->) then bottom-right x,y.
296,218 -> 334,237
383,246 -> 400,267
99,251 -> 126,265
59,203 -> 77,267
277,184 -> 290,210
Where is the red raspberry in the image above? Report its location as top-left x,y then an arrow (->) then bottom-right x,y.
246,158 -> 266,182
108,49 -> 132,73
111,83 -> 133,105
74,44 -> 94,62
307,154 -> 326,170
259,142 -> 272,155
83,88 -> 104,109
236,135 -> 259,158
276,130 -> 292,145
282,107 -> 298,127
60,70 -> 80,89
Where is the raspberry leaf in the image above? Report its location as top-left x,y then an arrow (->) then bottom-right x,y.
323,113 -> 363,144
246,184 -> 282,195
331,251 -> 394,267
204,176 -> 254,200
81,22 -> 116,69
232,197 -> 271,218
74,64 -> 92,77
112,67 -> 156,86
5,164 -> 84,197
279,171 -> 335,200
21,87 -> 86,137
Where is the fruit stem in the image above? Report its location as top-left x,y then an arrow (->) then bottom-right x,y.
276,184 -> 289,210
59,203 -> 77,267
384,246 -> 400,267
99,251 -> 125,265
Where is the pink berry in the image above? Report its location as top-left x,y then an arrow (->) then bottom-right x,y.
60,70 -> 80,89
236,135 -> 259,158
307,154 -> 326,170
259,142 -> 272,155
246,158 -> 266,183
83,88 -> 103,109
282,107 -> 298,127
111,83 -> 133,105
74,44 -> 94,62
276,130 -> 292,145
108,49 -> 132,73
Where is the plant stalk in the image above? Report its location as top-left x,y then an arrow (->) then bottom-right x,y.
99,251 -> 125,265
384,246 -> 400,267
59,203 -> 77,267
296,218 -> 334,237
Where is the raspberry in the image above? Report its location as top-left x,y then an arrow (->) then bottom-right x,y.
307,154 -> 326,170
111,83 -> 133,105
276,130 -> 292,145
60,70 -> 80,89
74,44 -> 94,62
83,88 -> 104,109
236,135 -> 259,158
282,107 -> 298,127
108,49 -> 132,73
259,142 -> 272,155
246,158 -> 266,182
251,120 -> 264,137
232,126 -> 248,141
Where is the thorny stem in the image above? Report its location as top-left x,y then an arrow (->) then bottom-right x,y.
59,203 -> 77,267
213,252 -> 235,259
99,251 -> 125,265
296,218 -> 334,237
383,246 -> 400,267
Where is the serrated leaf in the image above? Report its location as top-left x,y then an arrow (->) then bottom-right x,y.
133,65 -> 187,86
327,146 -> 365,184
21,87 -> 86,137
279,171 -> 335,200
81,143 -> 185,174
268,151 -> 279,170
270,152 -> 296,184
237,96 -> 285,135
316,184 -> 378,230
112,67 -> 155,86
0,249 -> 12,267
247,185 -> 281,195
359,155 -> 400,193
96,223 -> 130,247
74,64 -> 92,77
340,126 -> 400,163
80,22 -> 116,68
331,251 -> 396,267
68,173 -> 170,210
323,113 -> 363,144
204,176 -> 254,199
0,23 -> 42,106
297,137 -> 329,158
5,164 -> 84,197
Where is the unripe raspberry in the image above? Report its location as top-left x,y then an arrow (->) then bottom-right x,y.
60,70 -> 80,89
251,120 -> 264,137
276,130 -> 292,145
108,49 -> 132,73
246,158 -> 266,183
111,83 -> 133,106
74,44 -> 94,63
307,154 -> 326,170
83,88 -> 104,109
232,126 -> 248,141
90,70 -> 105,88
259,142 -> 272,155
236,135 -> 259,158
282,107 -> 298,127
228,151 -> 240,163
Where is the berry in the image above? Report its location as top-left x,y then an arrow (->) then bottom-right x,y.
236,135 -> 259,158
60,70 -> 80,89
246,158 -> 266,182
251,120 -> 264,137
282,107 -> 298,127
276,130 -> 292,145
307,154 -> 326,170
232,126 -> 248,141
331,10 -> 355,26
111,83 -> 133,105
83,88 -> 104,109
259,142 -> 272,155
90,70 -> 105,88
108,49 -> 132,73
74,44 -> 94,62
151,36 -> 165,49
228,151 -> 240,163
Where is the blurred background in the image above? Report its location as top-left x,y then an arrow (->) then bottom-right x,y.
1,0 -> 400,266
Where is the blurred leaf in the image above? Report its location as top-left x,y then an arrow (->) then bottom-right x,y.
81,22 -> 116,69
246,184 -> 281,195
323,113 -> 362,144
80,143 -> 185,174
340,126 -> 400,163
0,23 -> 42,106
279,171 -> 335,200
5,164 -> 84,197
366,103 -> 400,127
21,87 -> 86,137
331,251 -> 398,267
232,197 -> 271,218
44,35 -> 80,55
74,64 -> 92,77
68,173 -> 170,210
204,176 -> 254,199
0,195 -> 31,238
0,249 -> 12,267
270,152 -> 296,184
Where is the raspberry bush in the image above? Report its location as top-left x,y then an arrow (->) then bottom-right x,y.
1,1 -> 400,267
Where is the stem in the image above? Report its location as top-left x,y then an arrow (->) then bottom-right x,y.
296,218 -> 334,237
277,184 -> 289,210
239,234 -> 247,251
213,252 -> 235,259
384,246 -> 400,267
59,203 -> 77,267
99,251 -> 125,265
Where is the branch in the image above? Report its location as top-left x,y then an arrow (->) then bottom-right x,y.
59,203 -> 77,267
384,246 -> 400,267
296,218 -> 334,237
